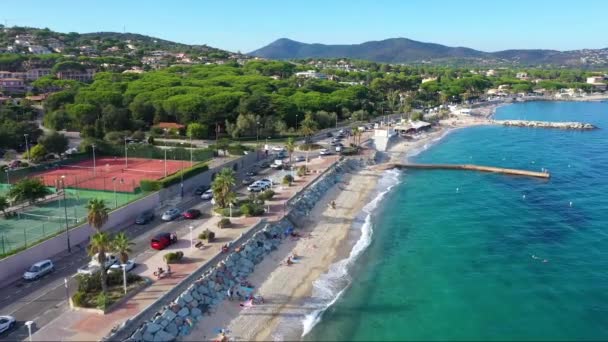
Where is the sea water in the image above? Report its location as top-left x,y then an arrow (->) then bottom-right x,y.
305,101 -> 608,341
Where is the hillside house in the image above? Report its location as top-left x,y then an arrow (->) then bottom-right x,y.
0,78 -> 26,93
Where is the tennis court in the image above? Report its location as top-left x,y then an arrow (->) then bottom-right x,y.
31,157 -> 191,193
0,188 -> 143,256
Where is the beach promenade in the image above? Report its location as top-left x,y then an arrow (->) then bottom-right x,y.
28,155 -> 340,341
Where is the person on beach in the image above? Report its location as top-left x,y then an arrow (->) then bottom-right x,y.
286,256 -> 294,266
330,200 -> 336,209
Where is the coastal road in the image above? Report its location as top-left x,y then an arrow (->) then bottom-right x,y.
0,161 -> 279,341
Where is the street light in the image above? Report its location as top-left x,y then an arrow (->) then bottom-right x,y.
91,144 -> 97,176
5,169 -> 10,187
189,225 -> 193,250
64,278 -> 70,309
112,177 -> 118,208
24,134 -> 29,161
179,145 -> 184,198
229,203 -> 233,218
60,176 -> 71,253
295,114 -> 299,134
124,136 -> 128,169
163,148 -> 167,177
121,263 -> 127,295
256,121 -> 260,160
25,321 -> 33,342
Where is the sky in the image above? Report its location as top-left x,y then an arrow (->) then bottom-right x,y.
4,0 -> 608,53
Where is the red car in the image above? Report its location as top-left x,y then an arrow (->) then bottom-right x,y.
182,209 -> 201,219
150,233 -> 177,250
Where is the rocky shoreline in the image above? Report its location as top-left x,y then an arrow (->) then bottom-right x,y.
493,120 -> 597,130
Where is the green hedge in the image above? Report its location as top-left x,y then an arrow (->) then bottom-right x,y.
140,179 -> 161,191
159,163 -> 209,188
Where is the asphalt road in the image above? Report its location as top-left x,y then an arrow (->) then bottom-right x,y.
0,156 -> 294,342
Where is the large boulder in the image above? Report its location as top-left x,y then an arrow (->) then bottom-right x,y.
153,330 -> 176,342
145,323 -> 162,334
177,307 -> 190,318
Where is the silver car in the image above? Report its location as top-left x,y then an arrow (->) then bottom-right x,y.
23,260 -> 54,281
161,208 -> 181,221
0,316 -> 16,334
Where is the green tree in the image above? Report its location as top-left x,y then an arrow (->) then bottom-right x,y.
38,131 -> 69,156
86,199 -> 110,232
187,123 -> 208,139
113,232 -> 133,264
88,232 -> 113,294
299,113 -> 318,142
28,144 -> 47,162
211,168 -> 236,208
8,178 -> 52,205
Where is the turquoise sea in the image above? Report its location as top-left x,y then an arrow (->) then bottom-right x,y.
305,101 -> 608,341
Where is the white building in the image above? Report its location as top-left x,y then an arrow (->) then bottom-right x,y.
295,70 -> 328,80
516,72 -> 529,79
26,68 -> 52,80
28,45 -> 51,54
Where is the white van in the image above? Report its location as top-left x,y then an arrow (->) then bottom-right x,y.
23,260 -> 54,280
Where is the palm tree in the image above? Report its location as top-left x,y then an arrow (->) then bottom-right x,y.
86,199 -> 109,232
299,113 -> 318,143
352,127 -> 362,146
285,137 -> 296,166
113,232 -> 133,264
88,232 -> 113,294
0,196 -> 9,217
212,168 -> 236,208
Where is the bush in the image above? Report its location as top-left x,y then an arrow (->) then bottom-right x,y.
299,143 -> 323,151
240,202 -> 265,217
140,179 -> 161,191
340,147 -> 358,156
282,174 -> 294,186
213,206 -> 242,217
76,273 -> 102,293
258,189 -> 275,201
217,218 -> 231,228
198,229 -> 216,241
163,251 -> 184,264
96,292 -> 111,310
72,291 -> 86,307
160,163 -> 209,188
297,166 -> 307,177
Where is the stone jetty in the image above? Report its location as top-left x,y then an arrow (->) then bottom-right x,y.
493,120 -> 596,130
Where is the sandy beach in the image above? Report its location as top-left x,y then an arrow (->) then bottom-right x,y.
184,116 -> 487,342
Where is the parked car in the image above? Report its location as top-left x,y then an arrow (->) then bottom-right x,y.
77,263 -> 102,275
23,260 -> 54,281
336,146 -> 342,152
151,232 -> 177,250
259,161 -> 270,169
295,156 -> 305,162
182,209 -> 201,219
242,177 -> 255,185
326,132 -> 333,138
8,160 -> 21,169
0,316 -> 16,334
245,169 -> 257,177
161,208 -> 181,221
201,189 -> 213,200
272,146 -> 285,152
194,185 -> 210,196
135,210 -> 154,225
259,178 -> 273,186
319,149 -> 332,155
90,254 -> 118,268
247,184 -> 264,193
108,260 -> 136,273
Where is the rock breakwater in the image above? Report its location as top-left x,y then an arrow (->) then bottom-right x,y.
494,120 -> 597,130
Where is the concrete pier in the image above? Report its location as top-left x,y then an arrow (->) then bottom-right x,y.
377,163 -> 550,179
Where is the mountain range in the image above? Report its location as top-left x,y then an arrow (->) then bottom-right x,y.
249,38 -> 608,67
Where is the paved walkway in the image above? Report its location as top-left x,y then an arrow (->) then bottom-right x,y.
31,155 -> 339,341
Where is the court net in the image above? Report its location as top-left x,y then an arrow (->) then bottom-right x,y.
17,212 -> 81,224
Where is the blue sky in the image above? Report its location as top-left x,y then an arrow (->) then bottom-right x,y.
5,0 -> 608,52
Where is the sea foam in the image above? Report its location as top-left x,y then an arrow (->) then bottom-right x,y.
300,168 -> 401,337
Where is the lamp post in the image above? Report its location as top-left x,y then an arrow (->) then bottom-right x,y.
256,121 -> 260,160
189,225 -> 193,250
295,114 -> 299,134
112,177 -> 118,208
24,134 -> 29,161
229,203 -> 233,218
163,148 -> 167,177
91,144 -> 97,176
25,321 -> 33,342
179,146 -> 184,198
64,278 -> 70,309
60,176 -> 71,253
121,263 -> 127,295
5,169 -> 10,187
124,137 -> 128,169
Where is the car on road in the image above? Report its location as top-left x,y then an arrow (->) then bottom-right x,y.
249,179 -> 271,191
326,132 -> 333,138
194,185 -> 210,196
182,209 -> 201,219
23,260 -> 54,281
319,149 -> 332,156
245,169 -> 257,176
259,161 -> 270,169
0,316 -> 16,334
295,156 -> 305,162
135,210 -> 154,225
151,232 -> 177,250
201,189 -> 213,200
108,260 -> 136,273
272,146 -> 285,152
242,177 -> 255,185
161,208 -> 181,221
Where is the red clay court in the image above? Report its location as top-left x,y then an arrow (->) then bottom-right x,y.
33,157 -> 192,192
